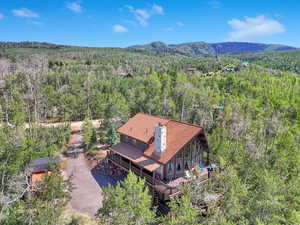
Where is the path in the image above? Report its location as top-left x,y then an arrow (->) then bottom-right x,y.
65,153 -> 103,217
65,133 -> 121,217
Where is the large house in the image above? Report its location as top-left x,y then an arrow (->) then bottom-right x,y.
107,113 -> 210,201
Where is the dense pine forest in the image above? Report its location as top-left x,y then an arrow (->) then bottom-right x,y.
0,42 -> 300,225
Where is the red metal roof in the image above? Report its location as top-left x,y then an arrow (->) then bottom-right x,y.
117,113 -> 205,165
117,113 -> 169,143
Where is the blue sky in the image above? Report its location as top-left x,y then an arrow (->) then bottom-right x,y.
0,0 -> 299,47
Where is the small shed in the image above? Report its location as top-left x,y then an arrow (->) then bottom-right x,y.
27,157 -> 60,189
27,157 -> 60,174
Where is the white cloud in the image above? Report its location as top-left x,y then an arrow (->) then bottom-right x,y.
176,21 -> 184,27
152,4 -> 164,15
126,6 -> 150,26
0,13 -> 4,20
227,15 -> 286,41
12,8 -> 39,18
67,2 -> 82,13
126,4 -> 163,26
113,25 -> 128,33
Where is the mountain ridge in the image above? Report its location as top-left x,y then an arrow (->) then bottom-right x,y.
0,41 -> 297,58
127,41 -> 298,57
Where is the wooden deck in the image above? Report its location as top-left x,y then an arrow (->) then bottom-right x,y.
107,152 -> 181,197
107,151 -> 210,199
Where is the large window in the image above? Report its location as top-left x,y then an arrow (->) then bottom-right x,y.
183,146 -> 190,158
184,161 -> 189,170
167,162 -> 173,175
176,159 -> 183,173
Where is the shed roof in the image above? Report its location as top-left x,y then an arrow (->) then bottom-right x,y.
27,157 -> 59,173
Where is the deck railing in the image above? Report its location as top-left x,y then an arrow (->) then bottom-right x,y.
107,152 -> 180,196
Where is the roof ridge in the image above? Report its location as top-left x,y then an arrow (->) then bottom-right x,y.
136,113 -> 170,122
136,113 -> 202,128
168,119 -> 203,129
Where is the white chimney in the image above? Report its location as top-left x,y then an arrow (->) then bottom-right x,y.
155,123 -> 167,155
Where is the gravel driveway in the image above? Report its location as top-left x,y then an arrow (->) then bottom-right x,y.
65,132 -> 124,217
66,153 -> 103,217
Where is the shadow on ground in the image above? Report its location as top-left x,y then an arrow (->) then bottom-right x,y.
91,168 -> 125,188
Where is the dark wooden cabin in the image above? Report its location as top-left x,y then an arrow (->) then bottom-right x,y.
107,113 -> 210,202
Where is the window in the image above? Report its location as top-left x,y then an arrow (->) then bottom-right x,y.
168,163 -> 173,174
185,161 -> 189,170
176,151 -> 182,159
177,163 -> 181,171
131,138 -> 136,146
183,147 -> 190,158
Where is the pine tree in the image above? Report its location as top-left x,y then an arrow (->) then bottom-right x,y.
82,117 -> 94,149
97,171 -> 156,225
162,190 -> 198,225
106,121 -> 117,146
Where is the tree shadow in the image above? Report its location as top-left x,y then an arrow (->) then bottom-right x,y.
91,167 -> 125,188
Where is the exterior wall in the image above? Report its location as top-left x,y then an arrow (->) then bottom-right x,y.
164,138 -> 205,180
120,134 -> 148,151
155,166 -> 164,179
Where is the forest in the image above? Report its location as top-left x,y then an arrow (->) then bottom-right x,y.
0,43 -> 299,225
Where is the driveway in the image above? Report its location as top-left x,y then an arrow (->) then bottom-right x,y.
64,132 -> 124,217
65,153 -> 103,217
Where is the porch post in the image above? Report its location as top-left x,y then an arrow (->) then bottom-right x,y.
152,172 -> 155,185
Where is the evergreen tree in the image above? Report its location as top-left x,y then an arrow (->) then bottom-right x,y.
162,190 -> 198,225
97,171 -> 156,225
106,121 -> 118,146
82,116 -> 94,149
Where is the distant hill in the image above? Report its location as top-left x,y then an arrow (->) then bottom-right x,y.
0,41 -> 69,49
127,41 -> 297,57
0,41 -> 297,61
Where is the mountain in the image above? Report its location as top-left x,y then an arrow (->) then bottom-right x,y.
0,41 -> 297,60
0,41 -> 69,49
127,41 -> 297,57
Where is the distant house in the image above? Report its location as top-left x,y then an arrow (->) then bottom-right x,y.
186,68 -> 197,74
120,73 -> 134,78
225,68 -> 235,72
240,61 -> 250,67
107,113 -> 210,201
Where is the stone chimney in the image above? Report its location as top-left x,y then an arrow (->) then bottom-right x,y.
155,123 -> 167,156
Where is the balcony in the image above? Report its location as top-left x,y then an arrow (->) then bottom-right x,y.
107,152 -> 181,197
